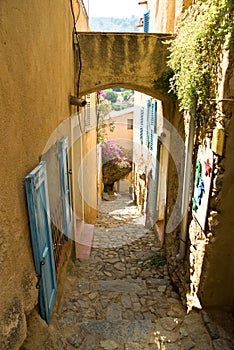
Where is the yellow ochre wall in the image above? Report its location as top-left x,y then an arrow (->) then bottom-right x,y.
0,1 -> 80,348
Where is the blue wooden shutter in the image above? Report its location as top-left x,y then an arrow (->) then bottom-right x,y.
150,100 -> 157,151
146,99 -> 151,147
143,10 -> 150,33
25,161 -> 57,324
140,107 -> 144,142
152,99 -> 157,134
150,131 -> 153,151
85,94 -> 91,131
155,137 -> 161,207
59,136 -> 73,240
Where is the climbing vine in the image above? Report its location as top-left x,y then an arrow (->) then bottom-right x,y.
168,0 -> 234,124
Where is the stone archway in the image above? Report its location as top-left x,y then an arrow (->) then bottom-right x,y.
76,32 -> 174,102
74,31 -> 184,233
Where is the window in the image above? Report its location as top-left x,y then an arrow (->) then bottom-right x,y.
127,119 -> 133,129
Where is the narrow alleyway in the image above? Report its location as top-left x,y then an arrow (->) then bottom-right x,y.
56,193 -> 213,350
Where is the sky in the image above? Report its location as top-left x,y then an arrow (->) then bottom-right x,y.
87,0 -> 144,18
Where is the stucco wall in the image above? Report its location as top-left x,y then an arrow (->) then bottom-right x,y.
106,109 -> 134,159
72,112 -> 97,226
83,128 -> 98,224
107,110 -> 134,142
0,1 -> 76,348
148,0 -> 193,33
149,0 -> 176,33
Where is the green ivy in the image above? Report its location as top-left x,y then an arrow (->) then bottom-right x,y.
168,0 -> 234,124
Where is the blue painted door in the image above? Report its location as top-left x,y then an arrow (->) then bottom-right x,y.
59,136 -> 73,240
25,161 -> 57,324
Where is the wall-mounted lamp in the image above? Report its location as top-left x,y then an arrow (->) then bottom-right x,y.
69,95 -> 87,107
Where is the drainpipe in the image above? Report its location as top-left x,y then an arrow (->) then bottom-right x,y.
177,109 -> 195,260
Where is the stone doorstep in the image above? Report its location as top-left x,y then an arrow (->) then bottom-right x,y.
75,220 -> 94,259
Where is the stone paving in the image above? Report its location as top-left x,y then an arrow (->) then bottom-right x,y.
56,193 -> 214,350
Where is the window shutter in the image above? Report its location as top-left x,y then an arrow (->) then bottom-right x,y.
150,101 -> 154,151
140,107 -> 144,142
150,129 -> 153,151
146,99 -> 150,147
85,94 -> 91,131
58,136 -> 73,240
152,99 -> 157,134
150,100 -> 157,151
143,10 -> 150,33
25,161 -> 57,324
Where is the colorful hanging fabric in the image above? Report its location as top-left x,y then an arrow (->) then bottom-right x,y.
192,197 -> 198,212
195,160 -> 202,187
197,177 -> 205,205
204,159 -> 211,177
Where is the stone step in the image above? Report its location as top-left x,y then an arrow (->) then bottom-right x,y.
80,320 -> 152,343
75,220 -> 94,259
94,278 -> 146,293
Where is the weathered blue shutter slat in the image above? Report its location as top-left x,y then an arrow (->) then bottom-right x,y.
25,161 -> 57,324
140,107 -> 144,142
59,136 -> 73,240
150,99 -> 157,151
143,10 -> 150,33
152,100 -> 157,132
149,100 -> 154,151
155,137 -> 161,206
153,100 -> 157,134
150,130 -> 154,151
146,99 -> 151,147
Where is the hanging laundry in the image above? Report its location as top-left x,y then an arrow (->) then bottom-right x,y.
197,177 -> 205,205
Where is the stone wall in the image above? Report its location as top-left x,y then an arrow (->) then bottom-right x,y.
77,32 -> 174,100
164,48 -> 234,313
199,52 -> 234,309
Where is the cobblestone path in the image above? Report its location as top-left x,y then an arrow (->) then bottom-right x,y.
56,193 -> 214,350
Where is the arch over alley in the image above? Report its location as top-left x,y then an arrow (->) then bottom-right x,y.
76,32 -> 174,101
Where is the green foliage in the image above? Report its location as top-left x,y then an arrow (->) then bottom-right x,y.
150,253 -> 167,267
105,89 -> 118,103
112,105 -> 124,111
168,0 -> 234,124
122,89 -> 134,101
154,69 -> 175,95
